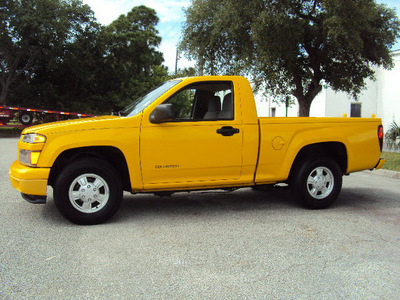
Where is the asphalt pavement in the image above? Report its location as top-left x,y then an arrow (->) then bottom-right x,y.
1,137 -> 400,299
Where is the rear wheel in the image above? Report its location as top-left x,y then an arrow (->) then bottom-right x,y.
19,112 -> 33,125
290,157 -> 342,209
54,158 -> 123,225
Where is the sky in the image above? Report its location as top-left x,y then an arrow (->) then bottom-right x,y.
81,0 -> 400,73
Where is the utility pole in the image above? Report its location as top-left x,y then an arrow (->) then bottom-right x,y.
175,47 -> 178,74
285,96 -> 289,117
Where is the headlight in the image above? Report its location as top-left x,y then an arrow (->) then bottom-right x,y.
19,133 -> 46,166
19,149 -> 41,166
21,133 -> 46,144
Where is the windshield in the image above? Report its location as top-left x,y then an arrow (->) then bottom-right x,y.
123,80 -> 182,117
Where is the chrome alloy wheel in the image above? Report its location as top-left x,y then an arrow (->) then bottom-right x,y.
68,173 -> 110,213
306,167 -> 334,199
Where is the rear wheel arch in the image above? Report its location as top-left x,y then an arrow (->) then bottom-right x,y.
289,142 -> 348,178
48,146 -> 131,192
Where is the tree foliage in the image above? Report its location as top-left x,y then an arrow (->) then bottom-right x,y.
181,0 -> 400,116
100,5 -> 168,111
1,1 -> 168,114
170,67 -> 196,79
0,0 -> 95,105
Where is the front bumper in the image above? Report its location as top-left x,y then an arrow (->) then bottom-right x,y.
374,158 -> 385,170
9,161 -> 50,196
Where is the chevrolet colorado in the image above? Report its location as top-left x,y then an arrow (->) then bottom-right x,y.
9,76 -> 385,224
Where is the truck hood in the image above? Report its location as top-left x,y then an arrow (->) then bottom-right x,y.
22,115 -> 139,135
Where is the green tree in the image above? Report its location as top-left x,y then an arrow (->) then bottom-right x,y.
1,2 -> 169,115
181,0 -> 400,116
0,0 -> 96,105
100,5 -> 168,110
170,67 -> 196,79
11,3 -> 103,113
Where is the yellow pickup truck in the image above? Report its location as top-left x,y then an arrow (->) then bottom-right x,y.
9,76 -> 385,224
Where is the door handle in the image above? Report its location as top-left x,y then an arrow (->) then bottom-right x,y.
216,126 -> 240,136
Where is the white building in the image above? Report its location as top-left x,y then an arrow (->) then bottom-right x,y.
256,49 -> 400,131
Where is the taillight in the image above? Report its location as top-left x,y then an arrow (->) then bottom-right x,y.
378,125 -> 383,152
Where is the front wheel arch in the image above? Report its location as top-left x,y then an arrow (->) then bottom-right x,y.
48,146 -> 131,192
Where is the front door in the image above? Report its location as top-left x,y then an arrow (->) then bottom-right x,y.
140,81 -> 243,189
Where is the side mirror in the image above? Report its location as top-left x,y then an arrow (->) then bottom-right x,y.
149,104 -> 176,124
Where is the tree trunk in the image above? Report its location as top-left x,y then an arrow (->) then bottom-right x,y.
0,79 -> 11,105
198,57 -> 204,76
0,89 -> 6,104
298,98 -> 311,117
1,54 -> 21,105
295,83 -> 322,117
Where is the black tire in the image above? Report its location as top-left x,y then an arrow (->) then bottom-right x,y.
19,112 -> 33,125
290,157 -> 342,209
54,158 -> 123,225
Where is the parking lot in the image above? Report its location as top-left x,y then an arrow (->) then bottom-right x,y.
1,137 -> 400,299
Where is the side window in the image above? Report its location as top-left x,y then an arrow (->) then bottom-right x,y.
168,88 -> 196,119
165,81 -> 233,121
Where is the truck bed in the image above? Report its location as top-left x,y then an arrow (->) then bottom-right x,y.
255,117 -> 382,183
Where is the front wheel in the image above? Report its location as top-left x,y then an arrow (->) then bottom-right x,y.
290,158 -> 342,209
54,159 -> 123,225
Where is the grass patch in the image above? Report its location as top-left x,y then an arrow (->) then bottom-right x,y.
0,127 -> 23,137
381,151 -> 400,172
